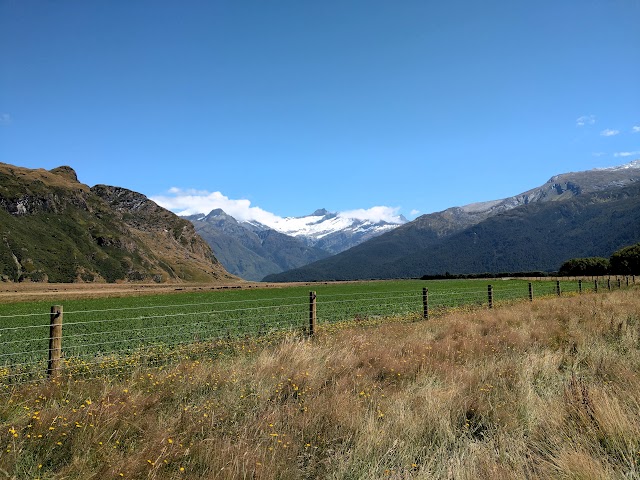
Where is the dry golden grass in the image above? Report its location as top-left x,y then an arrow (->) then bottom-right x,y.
2,288 -> 640,479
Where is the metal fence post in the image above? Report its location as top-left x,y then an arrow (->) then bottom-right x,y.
528,282 -> 533,302
488,285 -> 493,309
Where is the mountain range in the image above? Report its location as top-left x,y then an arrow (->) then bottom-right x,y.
0,163 -> 236,283
184,208 -> 406,281
3,160 -> 639,285
264,160 -> 640,282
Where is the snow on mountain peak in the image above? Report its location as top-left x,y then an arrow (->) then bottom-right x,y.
264,207 -> 406,240
595,159 -> 640,171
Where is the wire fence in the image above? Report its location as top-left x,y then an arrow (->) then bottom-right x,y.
0,276 -> 635,385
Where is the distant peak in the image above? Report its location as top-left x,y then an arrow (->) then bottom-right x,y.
207,208 -> 227,216
311,208 -> 330,216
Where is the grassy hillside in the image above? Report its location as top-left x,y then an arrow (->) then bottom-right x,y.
1,288 -> 639,478
265,182 -> 640,281
0,163 -> 235,283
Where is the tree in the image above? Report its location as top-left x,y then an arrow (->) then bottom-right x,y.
610,243 -> 640,274
558,257 -> 609,276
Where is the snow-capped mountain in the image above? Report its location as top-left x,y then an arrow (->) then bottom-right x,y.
183,207 -> 406,280
239,208 -> 407,254
183,209 -> 331,281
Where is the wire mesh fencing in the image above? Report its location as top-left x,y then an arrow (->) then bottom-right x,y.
0,276 -> 635,385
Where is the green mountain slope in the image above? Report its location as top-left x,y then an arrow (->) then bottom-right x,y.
0,163 -> 235,283
264,181 -> 640,281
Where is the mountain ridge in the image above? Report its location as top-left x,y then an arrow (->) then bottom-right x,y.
264,160 -> 640,281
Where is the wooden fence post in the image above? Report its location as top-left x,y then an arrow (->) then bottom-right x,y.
617,278 -> 621,289
422,287 -> 429,320
595,279 -> 598,293
578,279 -> 582,294
556,280 -> 561,296
607,279 -> 611,291
47,305 -> 63,378
309,291 -> 317,337
626,276 -> 629,287
528,282 -> 533,302
488,285 -> 493,309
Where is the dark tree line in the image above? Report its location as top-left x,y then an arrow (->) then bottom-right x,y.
559,243 -> 640,276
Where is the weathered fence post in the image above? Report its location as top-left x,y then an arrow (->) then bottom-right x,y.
626,276 -> 629,287
607,279 -> 611,291
422,287 -> 429,320
309,291 -> 317,337
578,279 -> 582,294
617,278 -> 621,289
47,305 -> 63,378
488,285 -> 493,309
528,282 -> 533,302
556,280 -> 561,296
595,279 -> 598,293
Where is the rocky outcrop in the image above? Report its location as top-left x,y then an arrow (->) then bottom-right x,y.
0,163 -> 236,283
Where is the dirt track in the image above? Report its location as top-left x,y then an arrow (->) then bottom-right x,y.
0,280 -> 290,303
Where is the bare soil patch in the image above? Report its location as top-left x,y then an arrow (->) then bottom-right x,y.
0,280 -> 263,303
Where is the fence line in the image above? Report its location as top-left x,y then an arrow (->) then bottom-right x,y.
0,277 -> 636,385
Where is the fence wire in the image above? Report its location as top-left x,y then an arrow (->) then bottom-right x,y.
0,277 -> 635,384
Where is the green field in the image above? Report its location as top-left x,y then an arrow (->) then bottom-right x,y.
0,278 -> 608,384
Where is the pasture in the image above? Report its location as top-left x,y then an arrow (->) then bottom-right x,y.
0,278 -> 598,384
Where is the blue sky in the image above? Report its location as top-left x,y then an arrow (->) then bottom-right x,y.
1,1 -> 639,222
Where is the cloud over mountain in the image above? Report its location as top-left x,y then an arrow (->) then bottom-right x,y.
151,188 -> 280,225
151,189 -> 405,226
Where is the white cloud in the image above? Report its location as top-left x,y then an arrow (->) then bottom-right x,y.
591,152 -> 606,157
600,129 -> 620,137
576,115 -> 595,126
632,126 -> 640,133
410,209 -> 421,216
152,188 -> 405,226
337,206 -> 404,223
151,188 -> 281,225
0,113 -> 11,125
614,151 -> 640,157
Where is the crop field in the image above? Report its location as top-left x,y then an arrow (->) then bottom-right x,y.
0,278 -> 609,384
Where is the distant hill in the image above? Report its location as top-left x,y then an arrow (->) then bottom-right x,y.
0,163 -> 236,283
264,161 -> 640,281
184,209 -> 330,281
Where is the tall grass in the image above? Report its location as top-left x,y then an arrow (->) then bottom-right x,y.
1,288 -> 639,479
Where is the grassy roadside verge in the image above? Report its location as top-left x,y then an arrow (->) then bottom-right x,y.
2,287 -> 639,479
